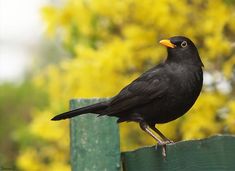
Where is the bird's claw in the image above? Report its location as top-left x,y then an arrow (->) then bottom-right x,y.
163,139 -> 174,144
155,140 -> 174,157
155,143 -> 167,158
158,140 -> 174,146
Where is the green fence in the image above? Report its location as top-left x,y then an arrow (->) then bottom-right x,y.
70,99 -> 235,171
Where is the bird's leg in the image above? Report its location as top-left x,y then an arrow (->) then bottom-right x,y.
139,122 -> 164,145
150,125 -> 174,144
139,122 -> 167,157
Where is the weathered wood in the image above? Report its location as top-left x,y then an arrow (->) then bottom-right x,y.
70,98 -> 120,171
122,135 -> 235,171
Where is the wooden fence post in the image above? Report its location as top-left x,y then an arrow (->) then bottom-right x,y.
122,135 -> 235,171
70,98 -> 120,171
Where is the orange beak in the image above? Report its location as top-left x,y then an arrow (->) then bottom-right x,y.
159,39 -> 176,48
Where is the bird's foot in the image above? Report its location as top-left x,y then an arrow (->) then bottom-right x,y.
155,143 -> 166,158
154,143 -> 166,157
162,139 -> 174,145
155,140 -> 173,158
162,145 -> 167,158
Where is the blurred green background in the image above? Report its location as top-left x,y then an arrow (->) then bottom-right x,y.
1,0 -> 235,170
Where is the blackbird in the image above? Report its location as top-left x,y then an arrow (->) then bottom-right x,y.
52,36 -> 203,147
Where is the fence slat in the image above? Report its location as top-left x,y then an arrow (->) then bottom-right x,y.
70,98 -> 120,171
122,135 -> 235,171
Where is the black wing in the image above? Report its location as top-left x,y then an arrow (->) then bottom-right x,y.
103,65 -> 170,115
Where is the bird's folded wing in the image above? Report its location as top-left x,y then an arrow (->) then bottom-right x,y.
103,73 -> 170,115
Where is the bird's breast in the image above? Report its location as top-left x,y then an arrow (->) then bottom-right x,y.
166,66 -> 203,113
146,65 -> 203,124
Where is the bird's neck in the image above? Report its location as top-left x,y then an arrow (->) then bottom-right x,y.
166,51 -> 204,67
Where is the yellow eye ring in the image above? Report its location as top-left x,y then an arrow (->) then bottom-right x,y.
181,41 -> 187,48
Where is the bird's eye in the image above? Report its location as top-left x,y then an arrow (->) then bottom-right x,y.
181,41 -> 187,48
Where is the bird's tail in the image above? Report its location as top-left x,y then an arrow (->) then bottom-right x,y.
51,101 -> 108,121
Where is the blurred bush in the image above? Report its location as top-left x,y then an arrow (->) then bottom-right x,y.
0,81 -> 48,169
17,0 -> 235,170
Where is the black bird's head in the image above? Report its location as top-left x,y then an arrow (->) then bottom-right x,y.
160,36 -> 204,67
